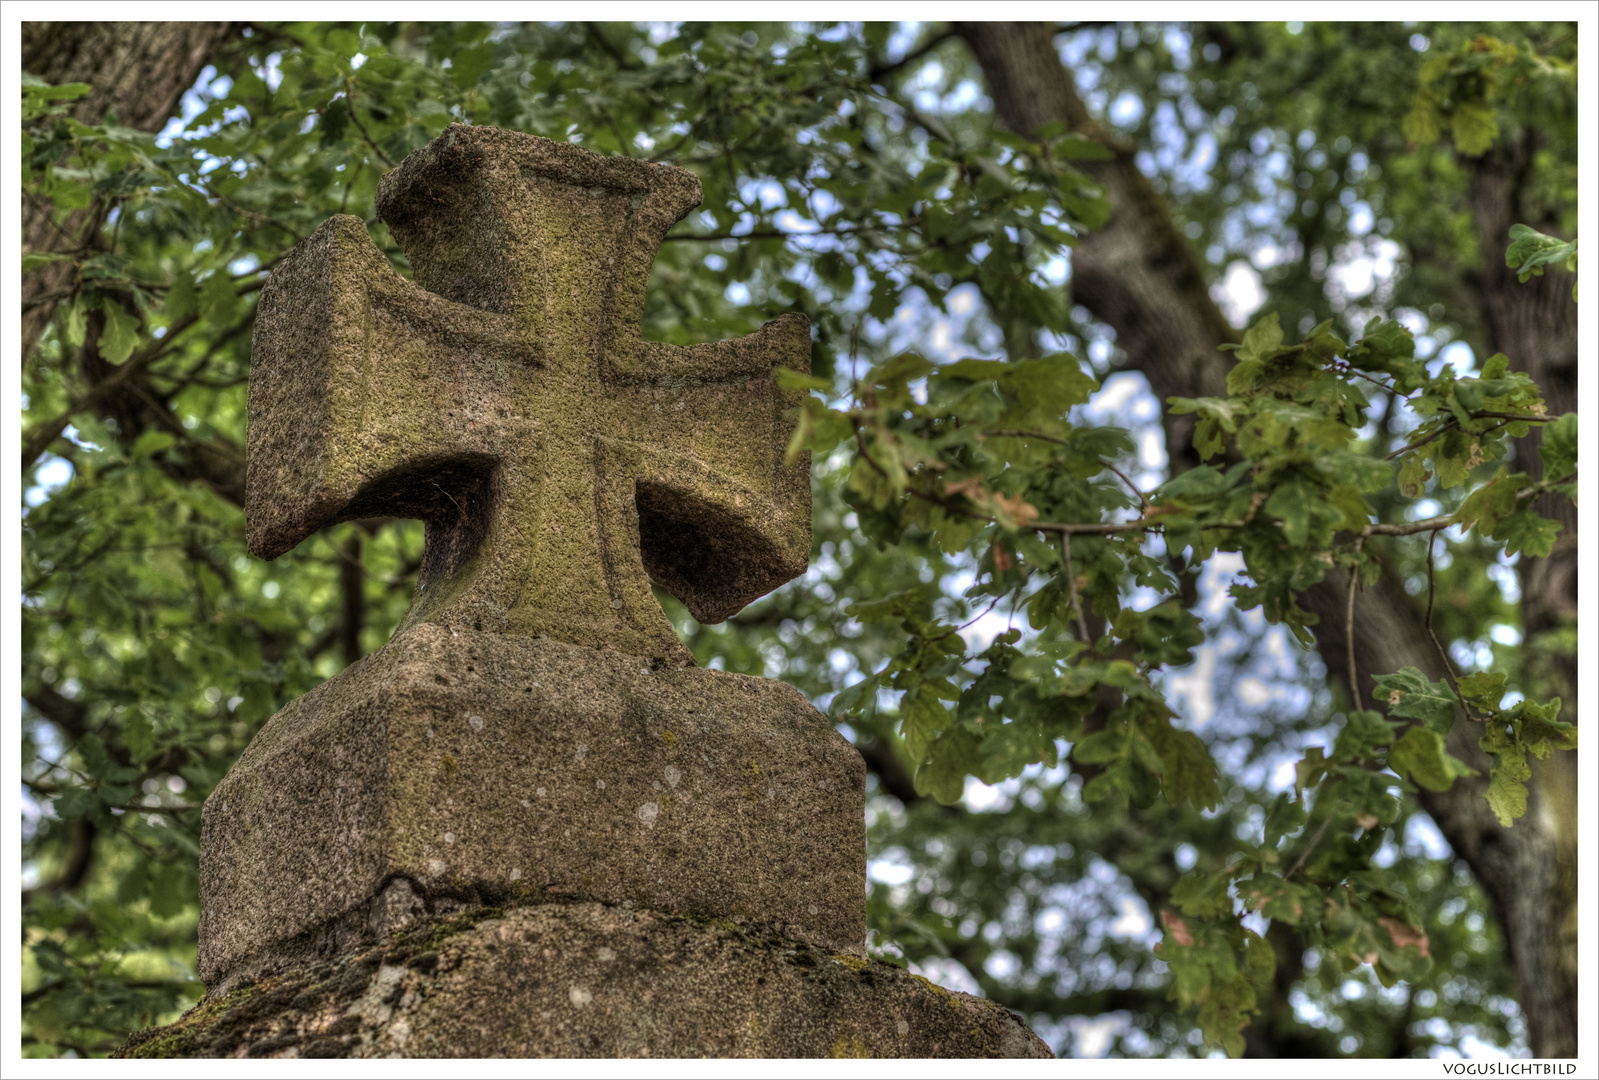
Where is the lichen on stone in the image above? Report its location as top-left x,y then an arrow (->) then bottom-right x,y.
121,901 -> 1052,1059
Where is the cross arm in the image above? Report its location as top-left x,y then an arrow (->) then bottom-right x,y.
246,214 -> 534,561
597,313 -> 814,626
609,312 -> 813,386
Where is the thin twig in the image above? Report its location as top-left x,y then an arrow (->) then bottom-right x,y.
1034,518 -> 1171,536
1363,474 -> 1574,540
428,478 -> 467,520
1382,410 -> 1549,462
987,428 -> 1072,446
333,531 -> 415,587
124,379 -> 247,467
850,419 -> 991,524
877,93 -> 960,148
1003,583 -> 1023,636
975,428 -> 1153,514
1520,472 -> 1576,499
851,422 -> 1221,537
1288,809 -> 1338,879
1474,410 -> 1551,424
153,311 -> 257,393
345,90 -> 396,168
927,589 -> 1009,646
601,106 -> 634,158
1061,532 -> 1092,644
662,222 -> 890,243
957,591 -> 1007,632
339,160 -> 364,213
1422,529 -> 1479,722
1345,536 -> 1365,710
20,295 -> 262,471
1338,366 -> 1399,394
1363,515 -> 1455,537
230,248 -> 289,281
201,180 -> 307,245
1098,460 -> 1150,512
646,129 -> 696,164
848,419 -> 1562,554
1384,420 -> 1455,462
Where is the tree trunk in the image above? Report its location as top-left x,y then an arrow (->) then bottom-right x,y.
956,22 -> 1237,458
1460,132 -> 1579,1060
21,22 -> 236,359
957,21 -> 1576,1058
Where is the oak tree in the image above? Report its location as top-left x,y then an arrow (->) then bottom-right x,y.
21,20 -> 1577,1058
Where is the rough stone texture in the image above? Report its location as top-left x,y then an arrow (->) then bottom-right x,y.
200,625 -> 866,990
123,904 -> 1052,1059
194,124 -> 1052,1057
246,123 -> 811,666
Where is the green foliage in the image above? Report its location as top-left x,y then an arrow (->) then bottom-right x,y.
1505,224 -> 1578,301
1372,667 -> 1457,734
1402,33 -> 1573,157
21,20 -> 1571,1059
1475,692 -> 1575,827
793,292 -> 1569,1048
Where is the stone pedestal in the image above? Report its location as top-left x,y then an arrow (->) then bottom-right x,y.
124,904 -> 1052,1059
200,625 -> 866,991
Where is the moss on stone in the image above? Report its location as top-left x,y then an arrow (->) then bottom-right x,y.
829,1036 -> 871,1058
120,900 -> 1052,1059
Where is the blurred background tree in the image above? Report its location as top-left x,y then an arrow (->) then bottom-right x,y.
20,20 -> 1577,1059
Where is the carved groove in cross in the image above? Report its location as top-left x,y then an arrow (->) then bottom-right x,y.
246,126 -> 811,664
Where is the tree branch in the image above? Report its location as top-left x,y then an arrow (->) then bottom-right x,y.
23,685 -> 89,741
21,311 -> 202,470
584,22 -> 641,70
869,28 -> 959,84
857,738 -> 923,805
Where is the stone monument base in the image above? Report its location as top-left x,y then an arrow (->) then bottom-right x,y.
200,626 -> 867,990
119,902 -> 1053,1059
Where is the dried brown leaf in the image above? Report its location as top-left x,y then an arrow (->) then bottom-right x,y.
1378,916 -> 1430,957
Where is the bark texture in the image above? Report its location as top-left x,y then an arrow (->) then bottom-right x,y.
958,22 -> 1237,463
1461,133 -> 1579,1060
957,20 -> 1576,1059
22,21 -> 236,358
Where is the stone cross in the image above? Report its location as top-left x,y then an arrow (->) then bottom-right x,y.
201,124 -> 865,1004
179,126 -> 1049,1059
246,124 -> 811,664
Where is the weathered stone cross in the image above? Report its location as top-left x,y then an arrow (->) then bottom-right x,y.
247,124 -> 810,663
186,126 -> 1044,1058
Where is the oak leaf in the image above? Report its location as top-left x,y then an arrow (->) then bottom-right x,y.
1378,916 -> 1430,957
992,542 -> 1013,571
991,492 -> 1040,526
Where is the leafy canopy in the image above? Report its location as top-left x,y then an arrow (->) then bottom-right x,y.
21,21 -> 1574,1059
